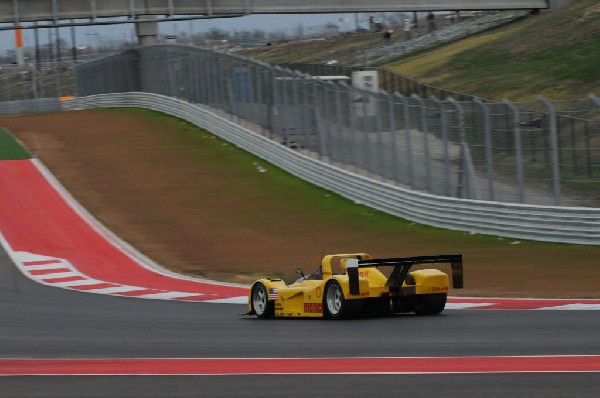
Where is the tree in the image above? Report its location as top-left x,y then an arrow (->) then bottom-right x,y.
206,28 -> 230,41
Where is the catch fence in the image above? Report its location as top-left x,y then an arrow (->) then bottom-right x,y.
74,45 -> 600,207
2,45 -> 599,208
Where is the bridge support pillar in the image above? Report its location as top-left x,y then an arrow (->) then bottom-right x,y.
136,16 -> 158,46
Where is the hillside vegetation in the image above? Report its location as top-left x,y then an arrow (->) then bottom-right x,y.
241,0 -> 600,100
388,0 -> 600,100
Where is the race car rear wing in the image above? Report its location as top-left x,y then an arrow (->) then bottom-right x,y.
346,254 -> 463,295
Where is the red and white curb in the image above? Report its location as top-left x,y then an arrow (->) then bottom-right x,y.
2,242 -> 248,304
1,159 -> 599,309
446,297 -> 600,311
0,159 -> 248,304
1,355 -> 599,376
11,251 -> 240,302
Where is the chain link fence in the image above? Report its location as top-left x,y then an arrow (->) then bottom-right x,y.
5,44 -> 599,207
0,62 -> 75,100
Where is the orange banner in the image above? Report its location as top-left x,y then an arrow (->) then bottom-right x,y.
15,25 -> 23,48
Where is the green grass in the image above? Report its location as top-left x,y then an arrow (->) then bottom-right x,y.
0,128 -> 30,160
390,0 -> 600,100
239,1 -> 600,101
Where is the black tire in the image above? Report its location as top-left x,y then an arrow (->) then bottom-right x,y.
251,283 -> 274,319
413,293 -> 447,315
323,281 -> 362,320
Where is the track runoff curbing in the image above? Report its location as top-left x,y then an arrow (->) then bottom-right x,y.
1,356 -> 600,375
0,158 -> 598,310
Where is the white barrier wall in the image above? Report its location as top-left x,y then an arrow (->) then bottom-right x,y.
62,93 -> 600,245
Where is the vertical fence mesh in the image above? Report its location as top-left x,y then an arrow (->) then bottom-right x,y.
3,45 -> 598,207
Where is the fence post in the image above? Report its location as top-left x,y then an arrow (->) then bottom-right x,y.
375,92 -> 385,181
167,48 -> 176,98
361,89 -> 372,178
345,83 -> 359,174
403,95 -> 415,188
31,64 -> 39,99
277,70 -> 288,145
449,97 -> 481,200
299,72 -> 311,155
213,55 -> 221,108
291,71 -> 303,149
267,68 -> 278,140
473,97 -> 495,201
390,93 -> 402,185
503,98 -> 526,204
316,81 -> 327,162
334,84 -> 344,167
251,66 -> 260,131
227,77 -> 237,124
411,94 -> 432,193
188,51 -> 196,103
54,61 -> 62,97
4,76 -> 11,101
204,55 -> 212,106
538,95 -> 562,206
430,96 -> 451,196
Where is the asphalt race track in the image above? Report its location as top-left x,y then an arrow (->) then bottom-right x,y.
0,161 -> 599,397
2,244 -> 600,397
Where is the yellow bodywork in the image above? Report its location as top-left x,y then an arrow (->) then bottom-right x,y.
248,253 -> 452,318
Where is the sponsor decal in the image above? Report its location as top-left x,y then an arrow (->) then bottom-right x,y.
427,286 -> 448,293
269,288 -> 279,300
303,303 -> 323,313
359,270 -> 369,277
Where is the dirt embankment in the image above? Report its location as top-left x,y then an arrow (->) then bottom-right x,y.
1,109 -> 599,298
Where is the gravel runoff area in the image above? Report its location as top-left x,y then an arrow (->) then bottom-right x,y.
1,108 -> 599,298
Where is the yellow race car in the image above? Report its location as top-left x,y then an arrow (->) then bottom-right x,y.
248,253 -> 463,319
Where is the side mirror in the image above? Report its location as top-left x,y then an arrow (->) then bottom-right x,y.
296,268 -> 306,279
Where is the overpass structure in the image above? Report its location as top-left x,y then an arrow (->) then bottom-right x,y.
2,0 -> 550,29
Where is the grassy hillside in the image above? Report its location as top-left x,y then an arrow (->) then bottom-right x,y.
239,31 -> 385,65
241,0 -> 600,100
388,0 -> 600,100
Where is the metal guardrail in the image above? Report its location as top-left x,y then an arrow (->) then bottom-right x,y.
71,45 -> 600,207
0,98 -> 60,114
62,92 -> 600,245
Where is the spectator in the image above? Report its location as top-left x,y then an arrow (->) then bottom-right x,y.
427,12 -> 437,33
382,30 -> 392,45
403,18 -> 412,41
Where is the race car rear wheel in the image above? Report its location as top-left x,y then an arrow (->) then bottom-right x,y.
252,282 -> 274,319
324,281 -> 362,320
413,293 -> 447,315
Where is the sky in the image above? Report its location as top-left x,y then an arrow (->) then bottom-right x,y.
0,13 -> 380,55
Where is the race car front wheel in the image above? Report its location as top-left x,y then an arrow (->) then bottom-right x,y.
324,281 -> 362,320
252,282 -> 274,319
